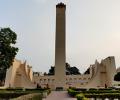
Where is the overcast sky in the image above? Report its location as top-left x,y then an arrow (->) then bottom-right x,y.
1,0 -> 120,73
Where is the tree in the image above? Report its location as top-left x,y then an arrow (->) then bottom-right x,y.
114,72 -> 120,81
84,68 -> 90,74
67,66 -> 81,75
48,63 -> 81,75
48,66 -> 54,75
0,28 -> 18,83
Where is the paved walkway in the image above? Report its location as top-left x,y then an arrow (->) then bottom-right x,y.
43,91 -> 77,100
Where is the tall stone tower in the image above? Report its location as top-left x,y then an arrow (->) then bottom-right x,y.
55,3 -> 66,89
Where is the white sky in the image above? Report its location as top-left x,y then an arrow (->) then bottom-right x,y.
1,0 -> 120,73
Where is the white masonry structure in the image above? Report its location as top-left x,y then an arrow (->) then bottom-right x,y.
55,3 -> 66,89
4,3 -> 120,90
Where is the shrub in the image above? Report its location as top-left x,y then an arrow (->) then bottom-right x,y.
114,72 -> 120,81
68,88 -> 120,99
25,88 -> 50,93
84,93 -> 120,98
0,88 -> 50,99
45,89 -> 51,95
98,88 -> 112,91
0,92 -> 28,99
76,94 -> 89,100
6,88 -> 23,91
118,84 -> 120,86
89,88 -> 97,91
74,88 -> 87,92
68,89 -> 80,97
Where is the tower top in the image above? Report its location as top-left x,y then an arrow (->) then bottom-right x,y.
56,2 -> 66,8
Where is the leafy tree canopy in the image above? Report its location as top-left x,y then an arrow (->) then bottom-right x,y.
114,72 -> 120,81
0,28 -> 18,82
48,63 -> 81,75
84,68 -> 90,74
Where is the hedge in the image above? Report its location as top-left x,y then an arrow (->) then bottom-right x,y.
68,88 -> 120,99
0,92 -> 28,99
0,88 -> 51,99
76,94 -> 89,100
85,93 -> 120,98
68,89 -> 80,97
